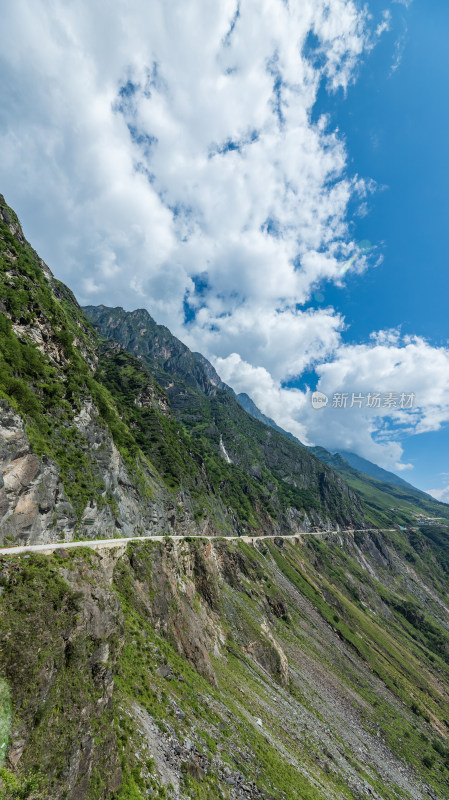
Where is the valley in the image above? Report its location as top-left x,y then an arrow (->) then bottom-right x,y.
1,193 -> 449,799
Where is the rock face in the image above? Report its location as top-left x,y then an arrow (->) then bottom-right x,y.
2,530 -> 449,799
0,401 -> 76,543
0,395 -> 201,546
0,192 -> 371,546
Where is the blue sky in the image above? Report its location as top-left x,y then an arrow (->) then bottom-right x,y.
1,0 -> 449,497
309,0 -> 449,346
300,0 -> 449,492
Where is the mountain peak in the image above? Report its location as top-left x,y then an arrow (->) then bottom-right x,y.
83,304 -> 231,399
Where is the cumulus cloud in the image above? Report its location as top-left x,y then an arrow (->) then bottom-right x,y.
427,486 -> 449,503
1,0 -> 429,474
192,304 -> 344,381
216,333 -> 449,474
0,0 -> 373,328
310,335 -> 449,465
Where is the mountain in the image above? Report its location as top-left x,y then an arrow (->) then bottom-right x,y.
237,392 -> 302,444
3,194 -> 449,798
338,449 -> 427,492
236,391 -> 449,527
0,193 -> 368,548
83,305 -> 367,533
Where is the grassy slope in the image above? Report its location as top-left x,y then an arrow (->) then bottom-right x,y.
84,305 -> 368,530
310,447 -> 449,527
1,525 -> 449,798
0,194 -> 367,536
338,450 -> 424,491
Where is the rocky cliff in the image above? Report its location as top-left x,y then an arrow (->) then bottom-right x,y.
83,304 -> 368,533
2,194 -> 449,800
0,193 -> 369,546
2,527 -> 449,799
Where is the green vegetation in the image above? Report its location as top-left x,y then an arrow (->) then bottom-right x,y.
3,194 -> 449,799
0,767 -> 40,800
0,680 -> 10,766
311,447 -> 449,527
0,552 -> 117,798
95,346 -> 203,492
2,530 -> 449,798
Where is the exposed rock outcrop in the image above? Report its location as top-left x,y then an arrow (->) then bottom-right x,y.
2,531 -> 449,799
0,401 -> 76,543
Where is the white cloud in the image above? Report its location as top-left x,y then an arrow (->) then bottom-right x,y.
0,0 -> 373,331
427,486 -> 449,504
216,334 -> 449,475
390,18 -> 409,74
311,335 -> 449,453
193,304 -> 344,381
3,0 -> 434,475
375,11 -> 392,39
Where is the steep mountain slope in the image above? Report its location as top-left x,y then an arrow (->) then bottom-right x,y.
0,194 -> 367,545
83,305 -> 367,531
234,390 -> 449,527
0,195 -> 218,544
310,446 -> 449,527
338,450 -> 428,492
3,194 -> 449,800
237,392 -> 302,444
2,526 -> 449,799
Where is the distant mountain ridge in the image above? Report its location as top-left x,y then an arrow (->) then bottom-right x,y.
235,390 -> 448,522
338,449 -> 427,494
83,305 -> 232,398
83,305 -> 368,532
237,392 -> 303,445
